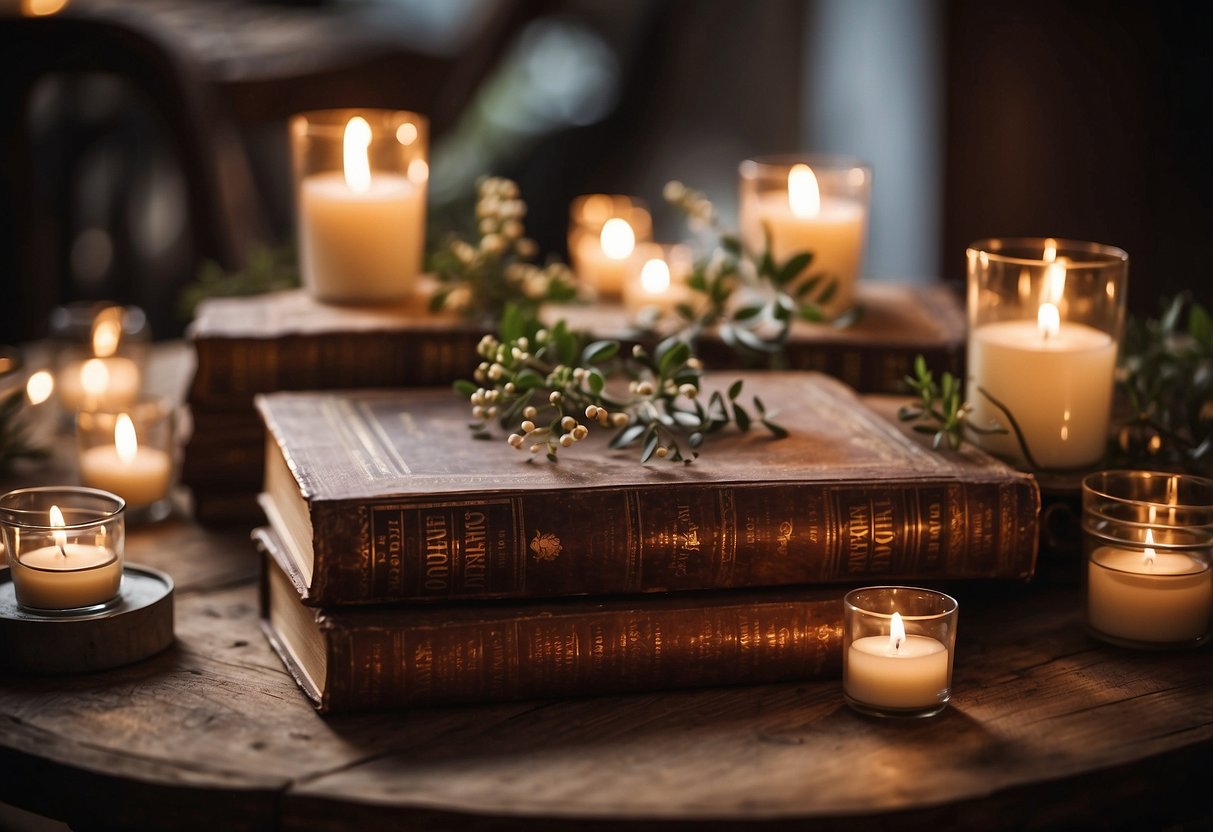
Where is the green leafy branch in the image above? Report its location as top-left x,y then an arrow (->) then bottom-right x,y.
429,177 -> 578,324
1115,294 -> 1213,474
897,356 -> 1036,464
178,246 -> 299,320
456,304 -> 785,464
663,181 -> 861,361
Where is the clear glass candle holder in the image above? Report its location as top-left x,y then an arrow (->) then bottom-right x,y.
290,108 -> 429,304
77,398 -> 176,521
0,486 -> 125,615
567,194 -> 653,299
51,302 -> 149,413
843,586 -> 958,718
622,242 -> 695,325
738,154 -> 871,319
966,238 -> 1128,471
1082,470 -> 1213,649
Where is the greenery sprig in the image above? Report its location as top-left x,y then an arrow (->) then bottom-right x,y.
897,356 -> 1029,459
429,177 -> 578,323
457,304 -> 785,463
178,246 -> 299,320
1115,294 -> 1213,474
662,181 -> 861,360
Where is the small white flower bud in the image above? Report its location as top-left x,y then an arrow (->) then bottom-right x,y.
517,337 -> 529,351
573,425 -> 589,440
504,382 -> 516,395
687,357 -> 703,370
585,404 -> 599,420
488,364 -> 503,381
486,406 -> 498,418
560,416 -> 576,431
632,345 -> 644,358
535,328 -> 548,342
560,434 -> 574,447
679,383 -> 698,399
508,434 -> 524,448
549,390 -> 562,404
512,346 -> 524,360
655,446 -> 669,459
523,406 -> 538,420
530,444 -> 543,454
481,233 -> 506,255
516,238 -> 538,259
636,381 -> 655,396
472,405 -> 485,419
521,420 -> 536,433
502,219 -> 523,240
611,412 -> 629,427
479,218 -> 497,235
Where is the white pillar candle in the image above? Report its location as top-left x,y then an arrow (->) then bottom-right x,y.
844,612 -> 950,710
78,414 -> 172,508
755,164 -> 866,317
968,303 -> 1116,468
299,116 -> 425,303
1088,543 -> 1213,644
623,244 -> 694,321
575,217 -> 637,298
57,356 -> 141,412
10,506 -> 121,610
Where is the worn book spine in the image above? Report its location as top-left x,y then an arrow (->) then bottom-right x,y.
189,329 -> 482,409
258,545 -> 843,714
304,478 -> 1037,605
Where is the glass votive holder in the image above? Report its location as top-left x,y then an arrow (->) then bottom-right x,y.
290,108 -> 429,303
77,398 -> 175,521
966,238 -> 1128,471
51,302 -> 148,413
567,194 -> 653,299
622,242 -> 695,324
737,154 -> 871,320
843,586 -> 958,718
1082,470 -> 1213,649
0,486 -> 125,615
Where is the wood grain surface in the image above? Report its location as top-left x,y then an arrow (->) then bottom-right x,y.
0,516 -> 1209,831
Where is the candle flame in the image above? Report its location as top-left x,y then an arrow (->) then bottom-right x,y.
640,259 -> 671,295
600,218 -> 635,260
91,307 -> 123,358
1037,303 -> 1060,341
1043,238 -> 1058,263
1044,260 -> 1067,305
49,504 -> 67,554
1143,528 -> 1156,567
889,611 -> 906,653
788,163 -> 821,219
81,358 -> 110,400
115,413 -> 139,465
343,116 -> 373,194
26,370 -> 54,406
396,121 -> 418,146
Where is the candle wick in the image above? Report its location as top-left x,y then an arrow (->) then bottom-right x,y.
893,637 -> 902,653
57,543 -> 68,559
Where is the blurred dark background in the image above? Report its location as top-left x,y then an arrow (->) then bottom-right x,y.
1,0 -> 1210,341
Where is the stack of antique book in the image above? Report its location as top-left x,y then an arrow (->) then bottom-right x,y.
253,372 -> 1038,713
187,281 -> 966,522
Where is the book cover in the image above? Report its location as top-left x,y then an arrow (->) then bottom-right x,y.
189,281 -> 963,410
257,372 -> 1039,606
257,526 -> 844,713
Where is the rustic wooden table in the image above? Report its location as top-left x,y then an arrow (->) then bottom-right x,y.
1,348 -> 1210,830
0,511 -> 1210,831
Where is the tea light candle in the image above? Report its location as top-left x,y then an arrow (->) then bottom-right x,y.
845,612 -> 950,710
1088,532 -> 1213,645
755,164 -> 865,317
57,356 -> 140,412
79,413 -> 172,508
10,505 -> 121,611
298,115 -> 425,302
969,301 -> 1117,468
575,217 -> 637,298
623,243 -> 693,321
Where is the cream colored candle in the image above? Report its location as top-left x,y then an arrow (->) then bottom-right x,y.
58,356 -> 140,411
299,116 -> 425,303
10,506 -> 121,610
575,217 -> 637,298
78,414 -> 172,508
623,244 -> 693,320
755,164 -> 865,317
1088,543 -> 1212,644
845,613 -> 950,710
968,304 -> 1116,468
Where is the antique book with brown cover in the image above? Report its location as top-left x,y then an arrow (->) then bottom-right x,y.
256,525 -> 845,713
256,372 -> 1039,607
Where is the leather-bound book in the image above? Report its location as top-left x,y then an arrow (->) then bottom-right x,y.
257,526 -> 844,713
257,372 -> 1039,607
